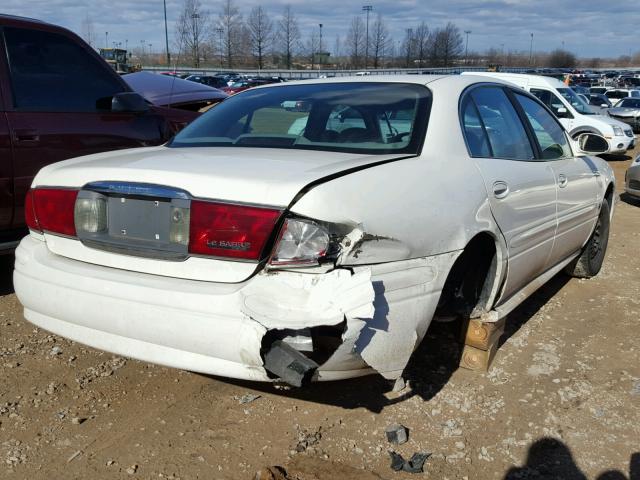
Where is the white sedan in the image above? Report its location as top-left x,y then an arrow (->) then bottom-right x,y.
14,75 -> 615,386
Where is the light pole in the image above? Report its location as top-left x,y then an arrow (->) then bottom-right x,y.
140,39 -> 145,63
125,39 -> 128,51
216,27 -> 224,68
529,33 -> 534,66
191,13 -> 200,68
464,30 -> 471,65
318,24 -> 323,70
163,0 -> 171,66
362,5 -> 372,70
105,31 -> 108,49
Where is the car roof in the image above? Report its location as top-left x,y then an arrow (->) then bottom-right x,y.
460,71 -> 566,89
0,14 -> 50,27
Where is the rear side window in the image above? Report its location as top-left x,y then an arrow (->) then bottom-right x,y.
4,27 -> 125,111
514,93 -> 572,160
465,87 -> 534,161
461,97 -> 491,157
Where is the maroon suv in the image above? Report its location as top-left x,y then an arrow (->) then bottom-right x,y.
0,15 -> 197,249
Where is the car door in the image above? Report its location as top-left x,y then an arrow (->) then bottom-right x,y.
0,79 -> 12,232
512,92 -> 600,267
0,25 -> 165,230
462,86 -> 558,302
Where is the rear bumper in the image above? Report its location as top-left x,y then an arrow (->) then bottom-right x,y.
14,236 -> 456,381
14,236 -> 374,381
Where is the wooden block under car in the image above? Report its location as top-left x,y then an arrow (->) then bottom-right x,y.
459,342 -> 499,371
464,317 -> 506,350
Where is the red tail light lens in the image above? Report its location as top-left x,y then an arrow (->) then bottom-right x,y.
189,200 -> 281,260
32,188 -> 78,237
24,189 -> 40,232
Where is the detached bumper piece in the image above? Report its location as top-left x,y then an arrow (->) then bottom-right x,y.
263,340 -> 319,387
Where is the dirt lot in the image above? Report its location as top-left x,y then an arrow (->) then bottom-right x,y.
1,147 -> 639,480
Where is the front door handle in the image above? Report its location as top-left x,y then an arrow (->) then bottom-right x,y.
493,181 -> 509,199
13,129 -> 40,144
558,174 -> 568,188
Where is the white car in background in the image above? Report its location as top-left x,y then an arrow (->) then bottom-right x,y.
14,76 -> 615,386
464,72 -> 636,154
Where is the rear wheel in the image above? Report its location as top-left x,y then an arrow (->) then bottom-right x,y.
565,200 -> 610,278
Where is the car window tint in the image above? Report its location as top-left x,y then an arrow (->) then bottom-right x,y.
4,27 -> 125,112
470,87 -> 534,160
461,96 -> 491,157
514,93 -> 572,160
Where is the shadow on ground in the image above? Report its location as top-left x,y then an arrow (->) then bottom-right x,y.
0,254 -> 15,296
602,153 -> 633,162
209,272 -> 572,413
504,437 -> 639,480
620,193 -> 640,207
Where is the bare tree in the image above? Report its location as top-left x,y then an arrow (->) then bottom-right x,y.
371,14 -> 390,68
277,5 -> 300,69
248,6 -> 273,69
402,28 -> 415,68
80,13 -> 96,48
414,22 -> 429,67
430,22 -> 463,67
346,16 -> 366,68
218,0 -> 243,68
547,49 -> 577,68
304,31 -> 320,69
175,0 -> 211,68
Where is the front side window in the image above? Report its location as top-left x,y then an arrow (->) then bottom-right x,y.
530,89 -> 574,118
514,93 -> 572,160
4,27 -> 125,112
170,82 -> 431,155
467,87 -> 534,161
557,88 -> 593,115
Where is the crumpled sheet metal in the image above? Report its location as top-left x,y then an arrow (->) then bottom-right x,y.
240,268 -> 375,329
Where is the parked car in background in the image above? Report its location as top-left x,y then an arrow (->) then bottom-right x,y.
585,94 -> 612,114
605,89 -> 640,104
607,98 -> 640,132
0,14 -> 196,251
221,78 -> 277,95
590,87 -> 609,95
625,155 -> 640,199
14,75 -> 614,386
463,72 -> 636,154
185,75 -> 228,89
123,72 -> 227,112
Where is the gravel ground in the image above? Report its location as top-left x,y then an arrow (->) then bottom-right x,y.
1,147 -> 639,480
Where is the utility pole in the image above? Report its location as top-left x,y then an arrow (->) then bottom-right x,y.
529,32 -> 534,66
362,5 -> 372,70
217,27 -> 224,68
105,31 -> 108,49
140,39 -> 145,63
319,24 -> 323,70
192,13 -> 200,68
464,30 -> 471,65
163,0 -> 171,66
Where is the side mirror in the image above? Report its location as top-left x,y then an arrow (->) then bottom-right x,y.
576,133 -> 609,155
112,92 -> 149,113
601,104 -> 608,108
556,106 -> 569,118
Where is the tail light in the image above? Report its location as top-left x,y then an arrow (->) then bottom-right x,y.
189,201 -> 281,260
24,189 -> 39,232
270,218 -> 331,266
30,188 -> 78,236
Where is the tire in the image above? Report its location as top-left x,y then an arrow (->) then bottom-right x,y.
564,200 -> 610,278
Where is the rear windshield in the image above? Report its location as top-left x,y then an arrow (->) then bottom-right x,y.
169,82 -> 431,155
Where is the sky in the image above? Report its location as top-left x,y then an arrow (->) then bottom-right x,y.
1,0 -> 638,59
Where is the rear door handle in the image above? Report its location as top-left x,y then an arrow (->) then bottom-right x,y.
13,129 -> 40,144
493,181 -> 509,199
558,174 -> 568,188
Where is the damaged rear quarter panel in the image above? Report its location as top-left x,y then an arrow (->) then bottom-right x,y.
285,137 -> 503,377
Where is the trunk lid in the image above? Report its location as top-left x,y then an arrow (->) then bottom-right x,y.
34,146 -> 408,282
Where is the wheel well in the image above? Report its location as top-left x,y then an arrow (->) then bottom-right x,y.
604,183 -> 614,209
436,233 -> 498,319
570,127 -> 600,139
